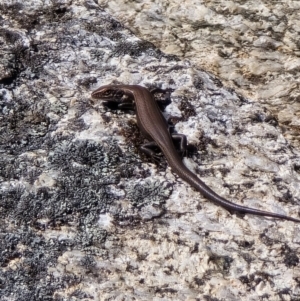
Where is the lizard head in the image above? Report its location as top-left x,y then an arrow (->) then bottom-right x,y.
91,85 -> 125,101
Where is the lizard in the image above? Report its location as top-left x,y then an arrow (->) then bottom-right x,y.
91,84 -> 300,223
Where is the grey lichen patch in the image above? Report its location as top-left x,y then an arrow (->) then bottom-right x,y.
0,89 -> 54,156
127,179 -> 172,208
0,221 -> 84,300
0,136 -> 137,299
49,139 -> 120,169
0,153 -> 44,185
113,40 -> 163,59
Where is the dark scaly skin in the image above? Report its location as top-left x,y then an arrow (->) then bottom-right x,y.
91,84 -> 300,223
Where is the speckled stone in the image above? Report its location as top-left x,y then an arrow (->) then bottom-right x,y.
1,1 -> 300,301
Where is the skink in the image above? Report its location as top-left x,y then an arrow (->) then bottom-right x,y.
91,84 -> 300,223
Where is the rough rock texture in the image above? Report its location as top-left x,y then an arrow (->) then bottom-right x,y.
1,1 -> 300,300
99,0 -> 300,150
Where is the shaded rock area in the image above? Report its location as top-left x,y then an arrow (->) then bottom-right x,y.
1,1 -> 300,300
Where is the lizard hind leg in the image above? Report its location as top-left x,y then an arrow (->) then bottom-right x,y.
140,141 -> 163,163
140,134 -> 188,164
171,134 -> 187,158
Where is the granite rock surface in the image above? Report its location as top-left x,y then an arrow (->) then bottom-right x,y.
100,0 -> 300,150
1,1 -> 300,300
